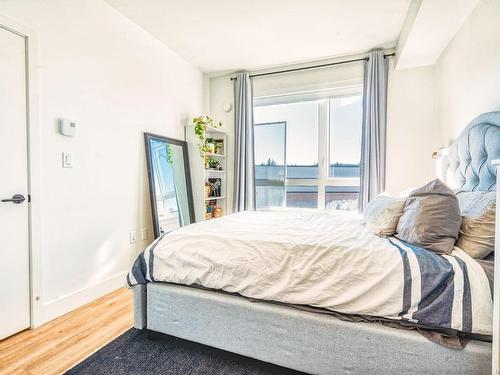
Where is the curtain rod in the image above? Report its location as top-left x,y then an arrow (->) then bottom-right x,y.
230,53 -> 395,81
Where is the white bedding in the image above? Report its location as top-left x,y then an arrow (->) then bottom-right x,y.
128,210 -> 493,335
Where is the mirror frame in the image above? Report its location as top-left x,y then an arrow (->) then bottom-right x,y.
144,132 -> 195,238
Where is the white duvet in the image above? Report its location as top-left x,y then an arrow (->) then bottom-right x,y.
128,210 -> 493,335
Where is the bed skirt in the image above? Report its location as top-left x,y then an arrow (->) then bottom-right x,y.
133,283 -> 491,375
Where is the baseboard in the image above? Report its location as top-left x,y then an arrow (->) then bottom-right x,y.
33,270 -> 128,327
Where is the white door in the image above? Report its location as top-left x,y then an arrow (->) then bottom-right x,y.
0,26 -> 30,339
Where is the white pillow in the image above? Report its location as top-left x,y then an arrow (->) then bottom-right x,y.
364,195 -> 405,237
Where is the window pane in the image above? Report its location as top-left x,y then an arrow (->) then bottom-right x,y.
256,185 -> 285,208
254,122 -> 285,208
286,185 -> 318,209
254,101 -> 319,179
325,186 -> 359,211
329,95 -> 362,178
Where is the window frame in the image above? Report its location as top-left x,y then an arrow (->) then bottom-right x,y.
254,85 -> 363,210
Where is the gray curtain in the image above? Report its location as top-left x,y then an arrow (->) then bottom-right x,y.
359,51 -> 389,211
233,72 -> 256,212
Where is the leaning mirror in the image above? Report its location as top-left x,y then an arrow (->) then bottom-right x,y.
144,133 -> 195,238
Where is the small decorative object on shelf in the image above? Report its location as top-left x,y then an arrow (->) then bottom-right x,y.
205,200 -> 216,219
214,140 -> 224,155
205,200 -> 222,219
206,200 -> 214,213
192,115 -> 222,157
205,137 -> 216,153
213,207 -> 223,218
208,178 -> 221,197
204,182 -> 211,199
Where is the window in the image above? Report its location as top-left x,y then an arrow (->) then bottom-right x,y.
254,90 -> 362,210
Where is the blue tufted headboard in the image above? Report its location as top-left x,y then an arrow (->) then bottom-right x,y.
441,111 -> 500,192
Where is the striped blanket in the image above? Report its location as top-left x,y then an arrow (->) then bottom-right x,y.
127,210 -> 492,336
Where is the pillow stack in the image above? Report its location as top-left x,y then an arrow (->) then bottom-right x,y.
364,178 -> 496,258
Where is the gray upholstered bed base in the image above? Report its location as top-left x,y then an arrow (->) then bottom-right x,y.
133,283 -> 491,375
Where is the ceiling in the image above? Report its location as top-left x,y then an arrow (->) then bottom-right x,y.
105,0 -> 411,73
396,0 -> 480,69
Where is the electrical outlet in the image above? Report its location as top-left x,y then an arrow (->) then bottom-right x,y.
141,228 -> 148,241
129,231 -> 137,244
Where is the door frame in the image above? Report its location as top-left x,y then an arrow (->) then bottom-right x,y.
0,15 -> 43,328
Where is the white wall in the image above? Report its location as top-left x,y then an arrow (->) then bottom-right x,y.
206,74 -> 235,213
0,0 -> 203,325
252,63 -> 364,98
434,0 -> 500,144
386,64 -> 439,194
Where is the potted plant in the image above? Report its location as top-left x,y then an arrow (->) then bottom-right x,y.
205,137 -> 216,154
214,141 -> 223,155
193,116 -> 221,157
207,157 -> 220,170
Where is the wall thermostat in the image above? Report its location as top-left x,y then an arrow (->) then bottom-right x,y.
59,118 -> 76,137
223,103 -> 233,112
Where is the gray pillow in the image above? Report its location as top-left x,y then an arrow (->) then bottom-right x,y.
455,191 -> 496,259
363,195 -> 405,237
396,179 -> 462,255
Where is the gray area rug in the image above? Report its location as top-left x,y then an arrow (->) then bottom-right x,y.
66,328 -> 307,374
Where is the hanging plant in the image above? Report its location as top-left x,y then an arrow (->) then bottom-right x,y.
193,116 -> 221,157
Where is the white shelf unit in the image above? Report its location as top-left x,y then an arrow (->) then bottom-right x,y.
185,125 -> 227,222
205,152 -> 226,157
205,196 -> 225,201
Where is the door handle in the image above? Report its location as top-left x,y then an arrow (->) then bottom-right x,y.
1,194 -> 26,204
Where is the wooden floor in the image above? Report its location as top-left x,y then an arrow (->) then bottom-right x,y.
0,288 -> 133,375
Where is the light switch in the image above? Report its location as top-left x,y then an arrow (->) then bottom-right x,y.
129,231 -> 137,244
62,152 -> 73,168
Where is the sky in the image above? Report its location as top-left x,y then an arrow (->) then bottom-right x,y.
253,95 -> 362,166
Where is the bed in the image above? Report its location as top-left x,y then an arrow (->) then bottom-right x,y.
130,111 -> 500,375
